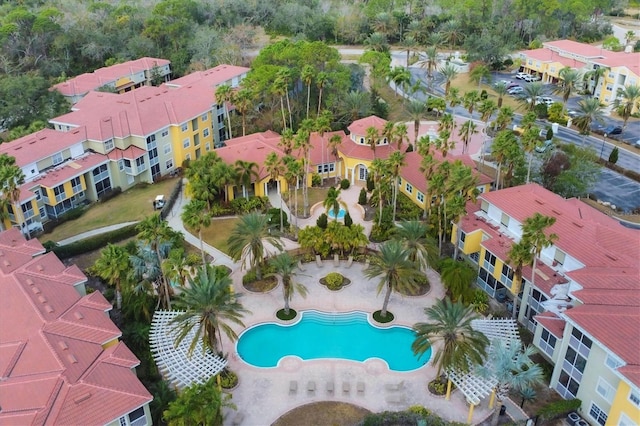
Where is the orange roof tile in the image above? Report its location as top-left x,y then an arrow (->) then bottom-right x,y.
534,312 -> 566,337
0,128 -> 88,167
36,152 -> 108,189
347,115 -> 388,136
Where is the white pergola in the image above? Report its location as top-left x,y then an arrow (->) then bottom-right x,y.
150,310 -> 228,390
445,318 -> 522,423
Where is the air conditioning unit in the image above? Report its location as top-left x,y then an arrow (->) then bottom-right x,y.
567,412 -> 580,425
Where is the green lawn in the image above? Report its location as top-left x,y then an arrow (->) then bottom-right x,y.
283,187 -> 329,216
41,177 -> 181,242
196,217 -> 240,255
450,74 -> 526,112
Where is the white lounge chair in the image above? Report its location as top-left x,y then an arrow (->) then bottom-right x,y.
342,382 -> 350,394
326,381 -> 334,394
384,380 -> 404,391
289,380 -> 298,394
307,381 -> 316,394
385,394 -> 406,404
357,381 -> 365,395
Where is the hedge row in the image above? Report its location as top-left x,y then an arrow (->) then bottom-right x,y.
159,179 -> 183,220
49,223 -> 138,259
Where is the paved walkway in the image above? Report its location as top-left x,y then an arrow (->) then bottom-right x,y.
56,221 -> 139,246
221,260 -> 495,426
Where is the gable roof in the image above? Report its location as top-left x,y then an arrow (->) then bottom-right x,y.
0,128 -> 88,166
0,231 -> 152,425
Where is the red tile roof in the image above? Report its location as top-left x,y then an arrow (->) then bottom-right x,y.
520,48 -> 587,69
53,57 -> 170,97
167,64 -> 249,90
0,231 -> 152,425
215,131 -> 285,181
347,115 -> 388,136
51,65 -> 249,141
543,40 -> 606,58
36,152 -> 108,189
535,312 -> 566,338
0,127 -> 88,167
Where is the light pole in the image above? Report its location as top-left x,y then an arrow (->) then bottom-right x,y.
599,133 -> 607,160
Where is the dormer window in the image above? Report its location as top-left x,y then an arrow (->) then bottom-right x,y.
104,138 -> 114,152
52,152 -> 63,165
359,137 -> 365,144
382,137 -> 388,144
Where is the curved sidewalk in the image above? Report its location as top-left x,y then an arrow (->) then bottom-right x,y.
56,222 -> 139,246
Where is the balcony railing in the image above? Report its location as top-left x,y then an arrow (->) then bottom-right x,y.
129,415 -> 148,426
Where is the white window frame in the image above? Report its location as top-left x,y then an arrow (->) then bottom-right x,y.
161,129 -> 169,138
405,182 -> 413,194
417,191 -> 424,203
201,113 -> 208,121
166,159 -> 174,170
630,390 -> 640,407
104,138 -> 114,151
203,128 -> 210,138
118,160 -> 125,171
181,123 -> 188,132
183,138 -> 190,148
52,152 -> 64,165
596,377 -> 615,403
164,144 -> 172,154
34,189 -> 41,201
605,354 -> 623,370
39,206 -> 46,219
205,143 -> 210,151
588,402 -> 608,426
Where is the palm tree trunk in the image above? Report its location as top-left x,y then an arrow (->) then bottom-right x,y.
317,88 -> 323,118
242,114 -> 246,137
286,91 -> 293,132
282,278 -> 290,315
225,105 -> 233,140
392,178 -> 398,222
115,284 -> 122,310
381,283 -> 393,317
453,219 -> 462,260
279,191 -> 284,232
198,229 -> 208,279
306,83 -> 311,118
526,155 -> 533,183
280,96 -> 287,130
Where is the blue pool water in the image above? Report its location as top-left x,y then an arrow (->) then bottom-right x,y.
236,311 -> 430,371
327,208 -> 346,220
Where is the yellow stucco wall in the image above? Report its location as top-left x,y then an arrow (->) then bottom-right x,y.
607,381 -> 640,426
42,175 -> 87,206
170,112 -> 215,166
451,225 -> 483,255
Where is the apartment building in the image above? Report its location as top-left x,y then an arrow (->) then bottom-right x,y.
0,228 -> 153,425
518,39 -> 640,111
52,57 -> 172,104
1,64 -> 249,234
454,183 -> 640,425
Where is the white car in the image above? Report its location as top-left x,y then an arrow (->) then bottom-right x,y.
527,74 -> 541,82
515,72 -> 528,79
534,96 -> 554,106
508,86 -> 524,95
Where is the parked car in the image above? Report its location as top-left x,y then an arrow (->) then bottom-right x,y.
515,72 -> 528,79
634,139 -> 640,148
535,140 -> 554,153
524,74 -> 541,82
602,125 -> 623,135
540,96 -> 554,106
508,86 -> 524,95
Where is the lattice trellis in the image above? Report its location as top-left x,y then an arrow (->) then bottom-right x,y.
447,318 -> 521,406
150,310 -> 228,390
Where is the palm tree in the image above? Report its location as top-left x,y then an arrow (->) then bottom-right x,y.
366,126 -> 380,159
301,65 -> 315,119
182,199 -> 212,272
364,240 -> 422,318
283,156 -> 303,230
446,87 -> 461,110
394,123 -> 408,151
171,265 -> 248,355
323,186 -> 345,221
458,120 -> 478,154
469,64 -> 491,88
412,298 -> 488,376
422,46 -> 439,80
520,125 -> 539,184
215,84 -> 233,140
493,106 -> 514,132
463,90 -> 481,118
136,214 -> 175,310
328,134 -> 342,184
478,99 -> 497,166
232,87 -> 254,136
493,82 -> 508,108
506,240 -> 533,318
227,212 -> 283,280
440,63 -> 459,96
573,98 -> 605,144
439,259 -> 476,303
388,151 -> 406,222
90,244 -> 130,309
265,152 -> 285,232
271,75 -> 288,131
279,128 -> 295,155
0,154 -> 25,231
613,85 -> 640,130
364,32 -> 389,53
234,160 -> 258,199
388,67 -> 410,97
162,248 -> 191,289
406,100 -> 427,147
276,67 -> 293,128
491,130 -> 519,190
584,66 -> 609,96
393,220 -> 437,272
316,71 -> 329,117
402,35 -> 417,66
341,91 -> 371,123
269,252 -> 308,316
521,82 -> 545,112
476,340 -> 544,426
519,213 -> 558,319
554,67 -> 582,105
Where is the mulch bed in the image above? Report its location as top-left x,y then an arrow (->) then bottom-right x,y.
243,276 -> 278,292
272,401 -> 371,426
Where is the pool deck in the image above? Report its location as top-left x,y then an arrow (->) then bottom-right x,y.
221,260 -> 494,425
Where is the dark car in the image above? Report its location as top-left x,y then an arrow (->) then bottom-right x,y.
603,125 -> 623,135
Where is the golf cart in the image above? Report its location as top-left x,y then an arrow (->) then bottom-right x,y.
153,195 -> 166,210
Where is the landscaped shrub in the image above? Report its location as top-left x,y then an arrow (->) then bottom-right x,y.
316,213 -> 328,229
229,196 -> 268,214
366,176 -> 375,192
536,398 -> 582,421
343,211 -> 353,227
209,202 -> 233,217
325,272 -> 344,290
219,369 -> 238,389
51,223 -> 138,259
160,178 -> 183,220
340,178 -> 350,190
311,173 -> 321,187
358,188 -> 367,205
396,193 -> 423,221
267,208 -> 289,229
608,146 -> 619,164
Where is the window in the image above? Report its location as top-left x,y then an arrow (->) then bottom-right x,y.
588,403 -> 607,426
557,370 -> 580,398
164,144 -> 172,154
118,160 -> 125,171
185,154 -> 191,161
203,128 -> 210,138
500,213 -> 510,227
458,232 -> 466,249
166,159 -> 174,170
554,249 -> 566,265
104,138 -> 114,151
21,202 -> 34,219
54,184 -> 66,203
608,72 -> 614,78
34,189 -> 41,201
501,263 -> 514,287
39,207 -> 46,219
136,157 -> 145,168
570,328 -> 593,358
52,152 -> 63,165
201,113 -> 208,121
194,134 -> 200,146
539,328 -> 557,357
359,137 -> 365,144
480,200 -> 489,213
606,84 -> 613,91
181,123 -> 188,132
205,143 -> 211,151
620,413 -> 637,426
483,251 -> 496,273
596,378 -> 615,403
70,177 -> 82,194
146,134 -> 156,146
630,390 -> 640,407
417,192 -> 424,203
605,354 -> 623,370
191,118 -> 198,131
183,138 -> 190,148
405,183 -> 413,194
161,130 -> 169,138
469,251 -> 480,263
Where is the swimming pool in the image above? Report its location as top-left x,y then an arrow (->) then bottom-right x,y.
327,208 -> 346,220
236,311 -> 430,371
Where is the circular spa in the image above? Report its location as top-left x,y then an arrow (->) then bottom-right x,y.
236,311 -> 430,372
327,208 -> 347,220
